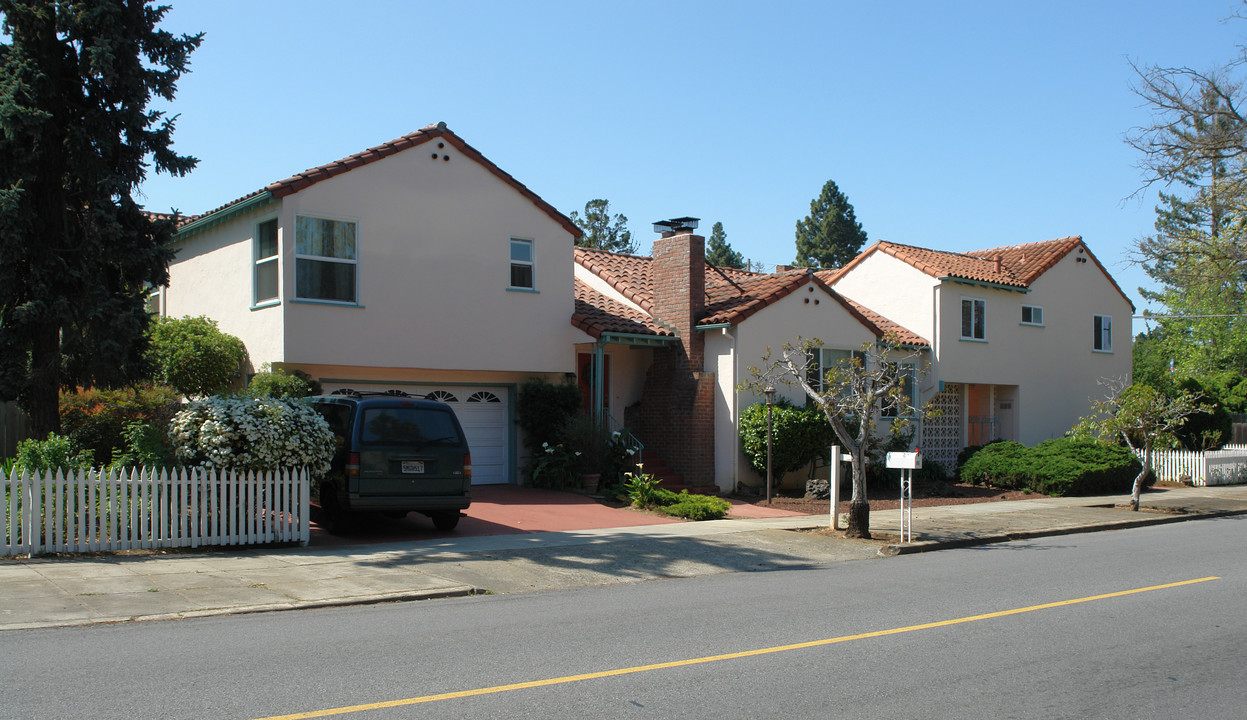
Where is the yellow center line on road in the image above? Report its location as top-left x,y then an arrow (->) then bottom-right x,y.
254,576 -> 1220,720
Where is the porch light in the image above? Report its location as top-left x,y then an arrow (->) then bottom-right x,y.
764,386 -> 776,503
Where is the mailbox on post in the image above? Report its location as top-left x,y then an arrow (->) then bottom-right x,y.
886,451 -> 922,542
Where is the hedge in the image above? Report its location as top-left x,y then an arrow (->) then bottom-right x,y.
959,437 -> 1141,496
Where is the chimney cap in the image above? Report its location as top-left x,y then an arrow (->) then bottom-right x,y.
652,217 -> 700,234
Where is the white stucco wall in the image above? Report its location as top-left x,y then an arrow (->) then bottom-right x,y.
1009,251 -> 1133,444
722,285 -> 880,490
277,144 -> 579,373
829,251 -> 939,340
164,203 -> 285,366
166,140 -> 580,376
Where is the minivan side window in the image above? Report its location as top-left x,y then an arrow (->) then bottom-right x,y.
361,408 -> 463,447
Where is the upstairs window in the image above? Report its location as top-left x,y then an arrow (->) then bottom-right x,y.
1021,305 -> 1043,326
254,218 -> 279,304
295,215 -> 357,303
145,285 -> 162,315
510,238 -> 534,289
1094,314 -> 1112,352
961,297 -> 986,340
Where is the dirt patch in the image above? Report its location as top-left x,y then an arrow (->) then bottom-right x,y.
735,482 -> 1040,515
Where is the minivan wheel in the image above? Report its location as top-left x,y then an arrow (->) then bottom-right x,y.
320,496 -> 355,535
432,513 -> 461,531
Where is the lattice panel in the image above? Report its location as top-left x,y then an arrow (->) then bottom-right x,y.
923,383 -> 963,474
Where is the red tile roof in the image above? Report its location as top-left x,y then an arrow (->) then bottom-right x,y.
573,279 -> 674,339
827,236 -> 1133,311
171,123 -> 580,239
573,247 -> 925,345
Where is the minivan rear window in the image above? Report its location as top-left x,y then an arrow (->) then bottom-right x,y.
360,407 -> 463,448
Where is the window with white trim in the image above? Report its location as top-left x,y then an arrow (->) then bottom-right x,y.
881,362 -> 916,418
1094,314 -> 1112,352
295,214 -> 357,303
510,238 -> 534,289
808,347 -> 865,393
1021,304 -> 1043,326
961,297 -> 986,340
254,218 -> 279,304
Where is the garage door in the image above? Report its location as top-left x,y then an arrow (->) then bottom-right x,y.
320,384 -> 511,485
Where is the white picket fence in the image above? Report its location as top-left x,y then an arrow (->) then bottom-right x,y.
1147,446 -> 1247,487
3,466 -> 310,557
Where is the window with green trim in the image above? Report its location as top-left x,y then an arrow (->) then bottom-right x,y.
254,218 -> 279,304
295,215 -> 357,303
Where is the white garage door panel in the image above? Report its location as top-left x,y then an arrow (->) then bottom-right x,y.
320,384 -> 511,485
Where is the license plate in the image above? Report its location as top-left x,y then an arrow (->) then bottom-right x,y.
401,461 -> 425,474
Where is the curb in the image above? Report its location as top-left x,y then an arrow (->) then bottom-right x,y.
884,507 -> 1247,555
0,585 -> 478,632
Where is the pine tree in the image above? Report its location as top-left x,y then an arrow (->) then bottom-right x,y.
569,198 -> 637,254
793,180 -> 868,269
1133,82 -> 1247,377
0,1 -> 202,434
705,221 -> 744,268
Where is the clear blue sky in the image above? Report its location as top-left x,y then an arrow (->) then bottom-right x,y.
137,1 -> 1247,335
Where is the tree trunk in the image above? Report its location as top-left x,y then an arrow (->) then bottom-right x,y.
1130,444 -> 1152,511
845,452 -> 870,538
845,497 -> 871,538
26,325 -> 62,437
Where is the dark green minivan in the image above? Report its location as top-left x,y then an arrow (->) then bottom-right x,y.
310,390 -> 472,533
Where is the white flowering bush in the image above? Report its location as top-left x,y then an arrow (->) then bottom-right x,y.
169,395 -> 334,478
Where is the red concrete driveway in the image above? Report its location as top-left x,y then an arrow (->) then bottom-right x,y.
310,484 -> 812,547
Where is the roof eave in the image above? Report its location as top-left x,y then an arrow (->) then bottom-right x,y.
940,276 -> 1030,293
173,192 -> 276,241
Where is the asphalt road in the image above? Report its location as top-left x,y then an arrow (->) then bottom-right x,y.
3,516 -> 1243,719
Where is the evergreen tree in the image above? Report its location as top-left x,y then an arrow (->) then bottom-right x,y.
0,1 -> 202,434
569,198 -> 637,254
705,221 -> 744,268
793,179 -> 868,269
1133,82 -> 1247,378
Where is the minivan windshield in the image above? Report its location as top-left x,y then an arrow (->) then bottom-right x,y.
360,407 -> 463,448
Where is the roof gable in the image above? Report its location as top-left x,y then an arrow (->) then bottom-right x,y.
173,123 -> 580,240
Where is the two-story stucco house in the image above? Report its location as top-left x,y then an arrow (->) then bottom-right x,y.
157,123 -> 586,485
825,238 -> 1135,471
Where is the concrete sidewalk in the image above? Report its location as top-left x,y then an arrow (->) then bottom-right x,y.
3,485 -> 1245,631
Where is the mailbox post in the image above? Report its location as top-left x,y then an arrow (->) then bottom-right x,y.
885,451 -> 922,542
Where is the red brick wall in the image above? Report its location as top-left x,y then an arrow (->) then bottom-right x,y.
624,230 -> 715,486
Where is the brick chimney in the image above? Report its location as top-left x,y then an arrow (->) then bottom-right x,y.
651,220 -> 705,369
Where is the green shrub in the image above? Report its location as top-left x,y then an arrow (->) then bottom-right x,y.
59,386 -> 182,466
146,315 -> 248,397
738,400 -> 835,477
247,363 -> 321,399
959,441 -> 1030,488
110,421 -> 177,470
959,438 -> 1141,496
169,395 -> 334,477
516,378 -> 582,455
13,433 -> 94,472
658,492 -> 731,520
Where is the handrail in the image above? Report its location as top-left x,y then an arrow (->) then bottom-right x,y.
606,414 -> 644,462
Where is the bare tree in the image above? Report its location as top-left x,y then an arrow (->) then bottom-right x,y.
1071,379 -> 1209,511
746,332 -> 929,539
